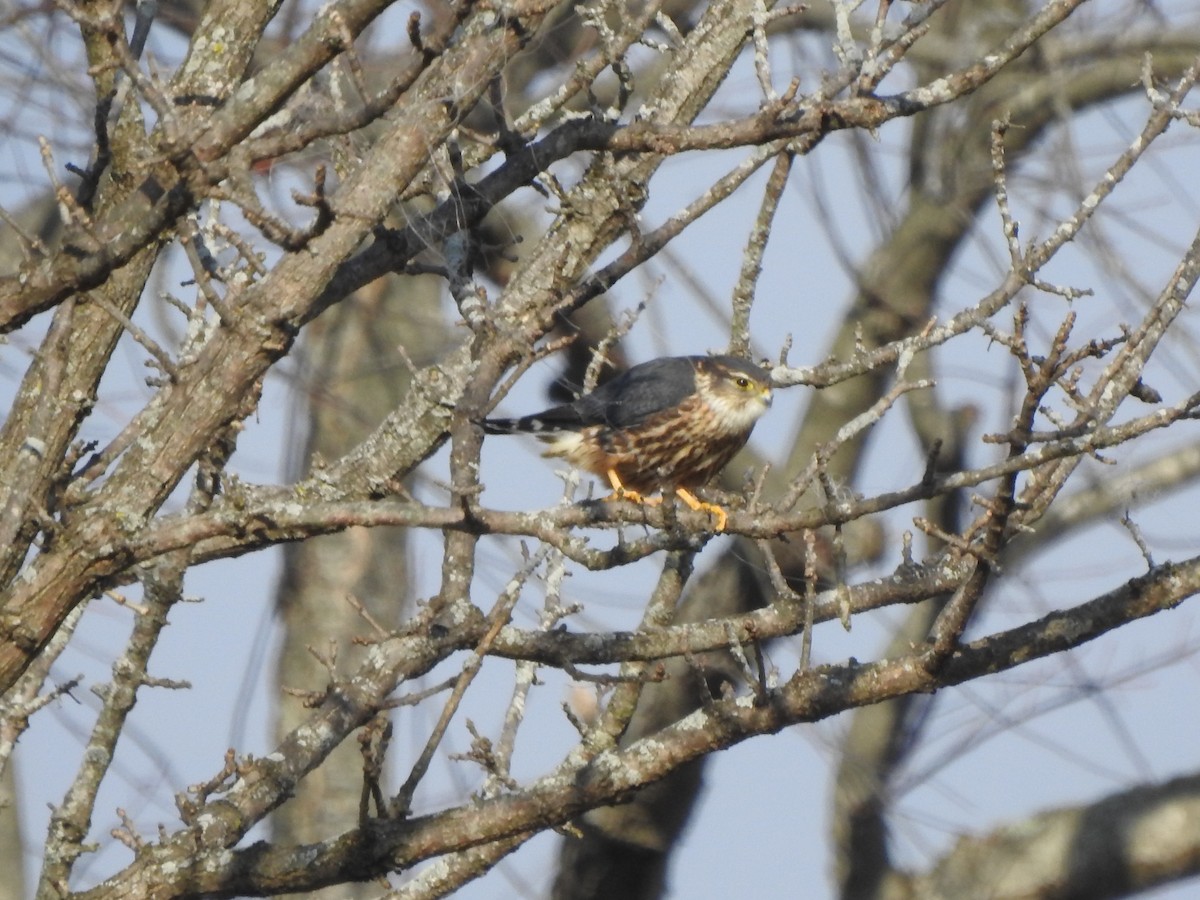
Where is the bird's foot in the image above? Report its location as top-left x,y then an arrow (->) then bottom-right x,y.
604,470 -> 660,511
674,487 -> 728,532
608,487 -> 660,508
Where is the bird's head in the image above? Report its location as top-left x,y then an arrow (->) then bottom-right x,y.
695,356 -> 773,431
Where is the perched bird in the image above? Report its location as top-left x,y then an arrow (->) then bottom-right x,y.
482,355 -> 773,531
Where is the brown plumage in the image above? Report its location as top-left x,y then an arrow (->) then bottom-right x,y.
483,355 -> 773,530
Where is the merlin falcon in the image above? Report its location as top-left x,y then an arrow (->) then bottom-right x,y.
482,355 -> 773,531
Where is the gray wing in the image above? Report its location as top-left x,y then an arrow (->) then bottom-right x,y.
483,357 -> 697,433
570,357 -> 697,428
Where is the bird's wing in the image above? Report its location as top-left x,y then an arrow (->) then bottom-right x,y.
483,357 -> 698,434
571,357 -> 697,428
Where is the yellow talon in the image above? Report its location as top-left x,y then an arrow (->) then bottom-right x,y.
605,470 -> 660,508
674,487 -> 728,532
604,472 -> 728,531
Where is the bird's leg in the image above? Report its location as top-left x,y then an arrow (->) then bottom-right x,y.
674,487 -> 728,532
605,470 -> 659,508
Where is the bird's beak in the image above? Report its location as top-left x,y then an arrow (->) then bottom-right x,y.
762,386 -> 773,407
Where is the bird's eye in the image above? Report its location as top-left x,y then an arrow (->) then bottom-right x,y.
735,377 -> 751,389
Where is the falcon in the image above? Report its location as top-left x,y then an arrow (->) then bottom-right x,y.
482,355 -> 773,531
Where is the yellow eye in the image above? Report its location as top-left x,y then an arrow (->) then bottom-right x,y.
735,377 -> 751,389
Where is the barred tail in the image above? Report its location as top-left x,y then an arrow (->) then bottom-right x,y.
480,415 -> 558,435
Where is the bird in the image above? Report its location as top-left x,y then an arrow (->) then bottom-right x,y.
482,355 -> 773,531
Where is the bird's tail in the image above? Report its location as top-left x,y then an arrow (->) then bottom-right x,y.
481,399 -> 586,434
480,415 -> 558,435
